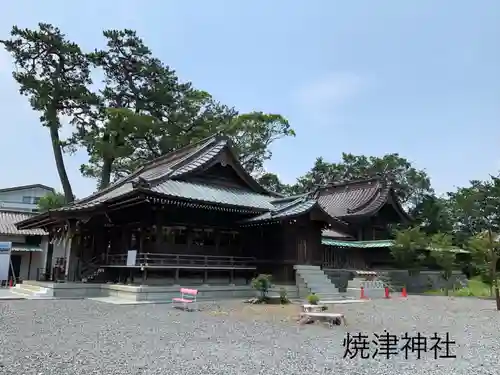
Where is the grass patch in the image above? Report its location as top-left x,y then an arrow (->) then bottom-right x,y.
425,277 -> 492,297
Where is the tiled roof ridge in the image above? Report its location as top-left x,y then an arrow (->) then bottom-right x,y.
323,176 -> 384,189
75,135 -> 224,205
270,193 -> 308,204
146,138 -> 226,186
142,135 -> 221,173
346,184 -> 389,215
270,195 -> 311,217
0,209 -> 38,216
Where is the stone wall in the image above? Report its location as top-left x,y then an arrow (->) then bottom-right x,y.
323,268 -> 468,293
378,270 -> 468,293
24,281 -> 299,301
323,269 -> 353,292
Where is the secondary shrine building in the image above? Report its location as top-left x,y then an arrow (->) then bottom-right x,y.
15,135 -> 410,286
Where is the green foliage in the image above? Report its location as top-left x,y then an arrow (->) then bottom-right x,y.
2,25 -> 296,193
37,192 -> 67,212
467,231 -> 500,293
224,112 -> 295,174
410,194 -> 454,235
425,277 -> 490,298
1,23 -> 97,203
390,226 -> 429,270
429,233 -> 456,295
251,274 -> 272,300
279,288 -> 290,305
307,293 -> 320,305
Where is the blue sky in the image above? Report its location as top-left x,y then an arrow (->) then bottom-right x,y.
0,1 -> 499,198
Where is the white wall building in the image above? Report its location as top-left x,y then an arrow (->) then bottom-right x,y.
0,184 -> 55,213
0,210 -> 51,281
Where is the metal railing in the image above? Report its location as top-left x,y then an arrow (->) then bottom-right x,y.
106,253 -> 256,268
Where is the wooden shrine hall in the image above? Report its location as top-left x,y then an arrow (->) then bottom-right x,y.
15,135 -> 410,286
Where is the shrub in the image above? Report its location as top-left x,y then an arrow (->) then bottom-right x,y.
251,274 -> 272,302
279,288 -> 290,304
307,293 -> 320,305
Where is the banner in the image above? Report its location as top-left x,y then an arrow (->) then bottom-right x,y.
0,242 -> 12,281
126,250 -> 137,266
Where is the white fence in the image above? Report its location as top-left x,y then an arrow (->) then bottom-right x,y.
361,280 -> 386,299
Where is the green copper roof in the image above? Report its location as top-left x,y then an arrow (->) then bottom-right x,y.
322,239 -> 394,248
322,238 -> 470,253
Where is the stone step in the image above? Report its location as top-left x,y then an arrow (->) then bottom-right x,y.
305,283 -> 338,289
293,265 -> 322,271
302,278 -> 332,284
297,270 -> 328,275
17,283 -> 45,292
15,284 -> 50,297
299,273 -> 330,278
9,288 -> 32,297
305,288 -> 339,293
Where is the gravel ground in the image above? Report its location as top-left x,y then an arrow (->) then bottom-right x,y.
0,296 -> 499,375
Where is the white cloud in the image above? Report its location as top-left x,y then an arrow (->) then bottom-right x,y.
293,72 -> 364,122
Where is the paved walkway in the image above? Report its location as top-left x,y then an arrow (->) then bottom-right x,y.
0,288 -> 25,300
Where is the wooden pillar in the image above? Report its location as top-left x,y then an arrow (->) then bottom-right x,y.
186,226 -> 192,252
174,268 -> 180,285
215,229 -> 220,256
156,210 -> 163,253
27,251 -> 33,280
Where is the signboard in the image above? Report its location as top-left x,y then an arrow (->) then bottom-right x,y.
0,242 -> 12,281
126,250 -> 137,266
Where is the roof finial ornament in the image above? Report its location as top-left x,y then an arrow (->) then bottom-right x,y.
132,177 -> 151,189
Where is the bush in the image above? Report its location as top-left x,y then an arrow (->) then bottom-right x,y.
307,293 -> 320,305
279,288 -> 290,305
251,274 -> 272,302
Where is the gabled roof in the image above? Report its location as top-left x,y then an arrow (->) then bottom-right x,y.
17,136 -> 281,223
241,196 -> 318,224
0,184 -> 55,194
241,193 -> 349,227
316,177 -> 410,221
0,210 -> 47,236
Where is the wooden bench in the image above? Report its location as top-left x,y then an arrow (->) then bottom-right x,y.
300,312 -> 347,326
302,304 -> 327,313
172,288 -> 198,311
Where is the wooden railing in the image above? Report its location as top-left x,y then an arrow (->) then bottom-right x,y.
106,253 -> 256,269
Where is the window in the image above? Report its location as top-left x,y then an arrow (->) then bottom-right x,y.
162,226 -> 187,245
33,197 -> 41,204
192,228 -> 215,246
220,231 -> 240,247
22,196 -> 31,204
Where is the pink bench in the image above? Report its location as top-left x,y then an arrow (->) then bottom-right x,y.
172,288 -> 198,311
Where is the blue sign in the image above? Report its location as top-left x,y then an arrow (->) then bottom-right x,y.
0,242 -> 11,280
0,242 -> 12,252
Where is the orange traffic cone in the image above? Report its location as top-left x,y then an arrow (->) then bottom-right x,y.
384,287 -> 391,299
401,287 -> 408,298
360,287 -> 368,299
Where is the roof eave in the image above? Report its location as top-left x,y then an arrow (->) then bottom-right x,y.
140,188 -> 271,213
15,212 -> 51,230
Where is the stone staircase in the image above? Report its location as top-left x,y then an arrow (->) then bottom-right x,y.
10,282 -> 53,299
294,265 -> 342,301
82,268 -> 106,283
